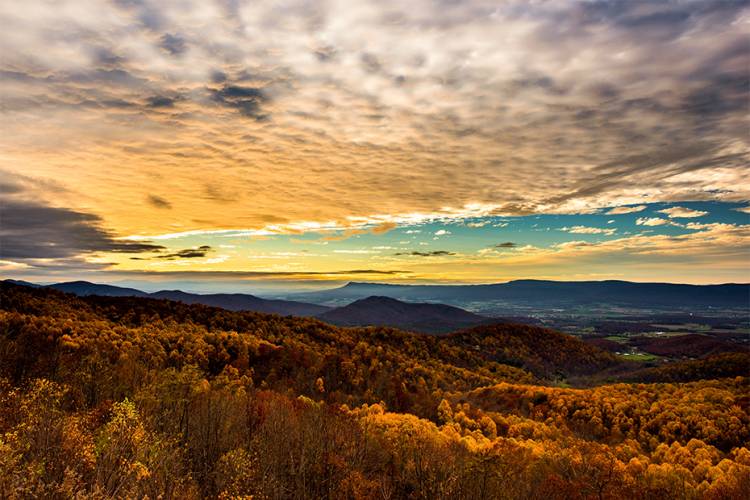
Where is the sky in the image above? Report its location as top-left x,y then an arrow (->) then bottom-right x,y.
1,0 -> 749,293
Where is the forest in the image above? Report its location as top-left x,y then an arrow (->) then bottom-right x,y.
0,282 -> 748,499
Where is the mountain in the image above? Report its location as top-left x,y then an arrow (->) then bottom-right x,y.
316,295 -> 491,334
291,279 -> 750,310
50,280 -> 150,297
150,290 -> 330,316
2,281 -> 748,499
9,280 -> 330,317
0,281 -> 611,389
3,279 -> 40,288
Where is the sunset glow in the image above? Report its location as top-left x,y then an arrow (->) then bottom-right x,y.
2,0 -> 748,290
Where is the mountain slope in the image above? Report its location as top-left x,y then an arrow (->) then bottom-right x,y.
8,280 -> 329,317
316,295 -> 490,334
0,282 -> 621,386
446,323 -> 621,379
150,290 -> 330,316
50,280 -> 149,297
292,279 -> 750,310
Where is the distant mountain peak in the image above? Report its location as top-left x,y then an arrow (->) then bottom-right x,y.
350,295 -> 405,304
316,295 -> 489,334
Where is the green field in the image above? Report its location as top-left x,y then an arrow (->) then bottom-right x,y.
617,352 -> 662,362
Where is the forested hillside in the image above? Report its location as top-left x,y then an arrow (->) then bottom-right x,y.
1,283 -> 748,499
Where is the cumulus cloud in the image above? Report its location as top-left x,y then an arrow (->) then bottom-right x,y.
606,205 -> 648,215
657,206 -> 708,218
636,217 -> 670,227
561,226 -> 617,235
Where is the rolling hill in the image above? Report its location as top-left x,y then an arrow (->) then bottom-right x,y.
316,295 -> 491,334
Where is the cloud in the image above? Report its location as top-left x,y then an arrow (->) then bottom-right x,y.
444,222 -> 750,283
0,198 -> 165,260
146,95 -> 177,108
155,245 -> 212,260
636,217 -> 670,227
394,250 -> 455,257
657,206 -> 708,218
371,222 -> 397,234
159,33 -> 187,56
210,85 -> 269,121
147,194 -> 172,209
467,220 -> 490,228
323,221 -> 397,241
434,230 -> 451,236
561,226 -> 617,235
333,249 -> 377,254
606,205 -> 647,215
735,206 -> 750,214
0,0 -> 748,268
494,242 -> 517,248
109,269 -> 411,279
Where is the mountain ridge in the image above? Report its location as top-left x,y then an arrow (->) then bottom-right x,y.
7,280 -> 331,317
291,279 -> 750,310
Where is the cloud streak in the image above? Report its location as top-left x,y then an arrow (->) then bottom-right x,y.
394,251 -> 455,257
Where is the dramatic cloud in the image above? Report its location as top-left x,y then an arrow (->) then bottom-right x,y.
1,1 -> 748,284
606,206 -> 647,215
0,198 -> 165,260
1,0 -> 746,241
657,207 -> 709,218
